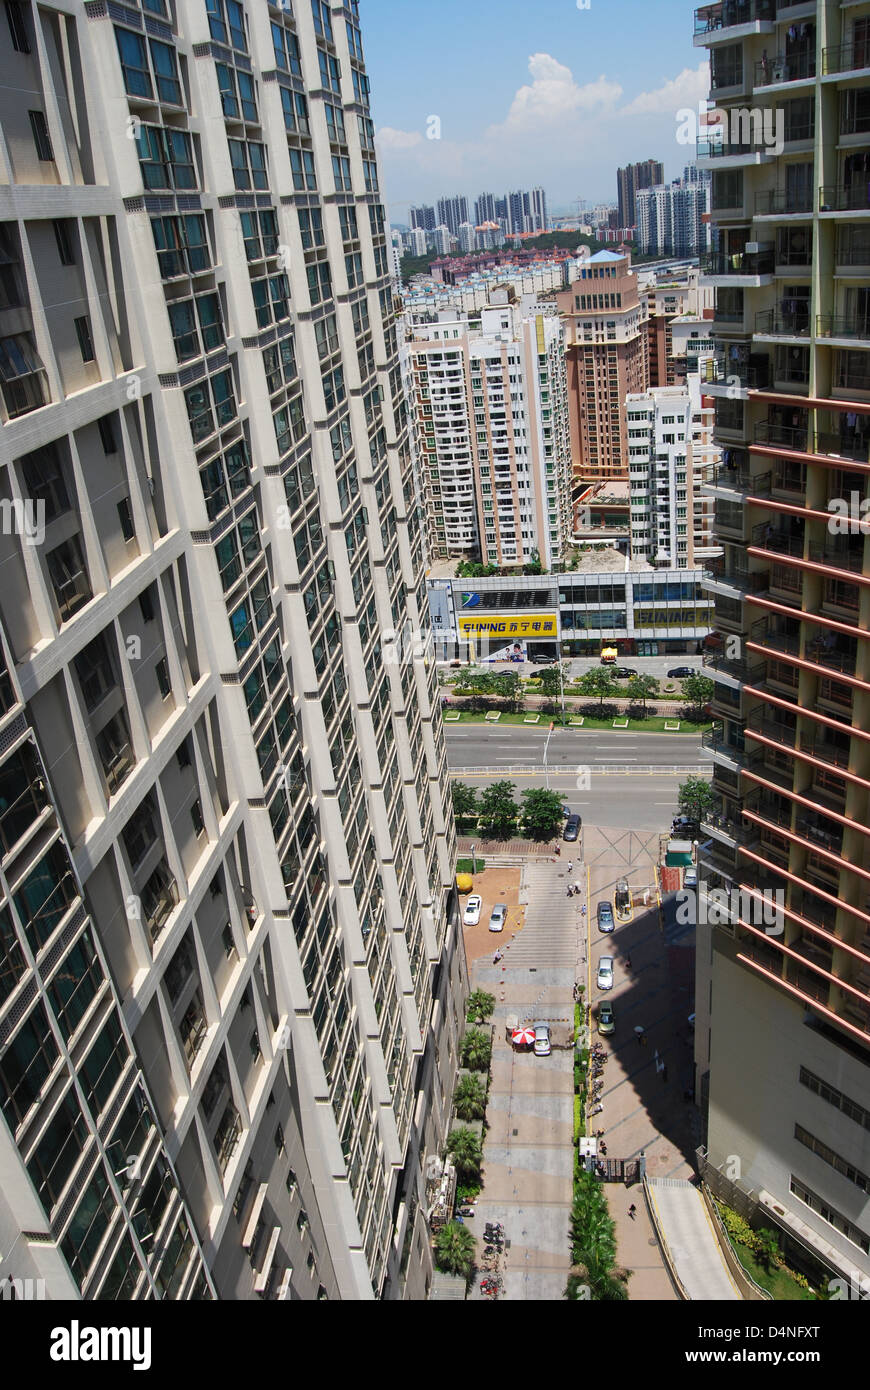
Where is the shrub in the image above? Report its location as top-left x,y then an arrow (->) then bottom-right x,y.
447,1126 -> 483,1181
461,1028 -> 492,1072
466,988 -> 496,1022
454,1074 -> 487,1122
434,1221 -> 476,1280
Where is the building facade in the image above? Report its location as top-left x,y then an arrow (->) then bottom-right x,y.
626,377 -> 720,569
616,159 -> 664,230
0,0 -> 465,1302
694,0 -> 870,1284
554,250 -> 650,485
409,294 -> 573,569
636,178 -> 711,259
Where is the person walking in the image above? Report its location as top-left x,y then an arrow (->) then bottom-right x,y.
628,1204 -> 637,1221
567,861 -> 573,876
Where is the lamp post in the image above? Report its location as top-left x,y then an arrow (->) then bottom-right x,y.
543,720 -> 554,790
470,843 -> 477,875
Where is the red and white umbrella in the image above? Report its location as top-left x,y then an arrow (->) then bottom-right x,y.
512,1027 -> 535,1046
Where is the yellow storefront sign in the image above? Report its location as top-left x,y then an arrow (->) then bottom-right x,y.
457,612 -> 559,639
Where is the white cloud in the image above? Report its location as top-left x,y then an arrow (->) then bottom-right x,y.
490,53 -> 622,135
375,126 -> 423,150
619,63 -> 710,117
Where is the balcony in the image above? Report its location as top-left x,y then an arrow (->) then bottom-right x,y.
748,746 -> 795,791
705,554 -> 768,594
823,43 -> 870,77
820,185 -> 870,213
705,457 -> 771,495
703,350 -> 772,390
817,314 -> 870,345
802,632 -> 858,676
802,813 -> 844,858
755,51 -> 816,86
750,520 -> 804,557
815,429 -> 870,464
806,541 -> 865,574
697,142 -> 775,166
695,0 -> 774,37
753,419 -> 808,451
746,707 -> 797,749
755,189 -> 813,216
750,615 -> 801,657
754,307 -> 810,337
703,651 -> 765,685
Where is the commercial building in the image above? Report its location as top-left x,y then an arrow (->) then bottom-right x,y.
694,0 -> 870,1285
0,0 -> 465,1302
553,250 -> 650,485
626,377 -> 720,569
409,293 -> 573,569
617,159 -> 665,230
427,569 -> 713,659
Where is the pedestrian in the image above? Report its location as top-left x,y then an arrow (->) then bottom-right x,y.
625,955 -> 632,970
567,885 -> 573,898
554,844 -> 561,857
628,1204 -> 637,1220
567,861 -> 573,875
599,1141 -> 607,1156
581,904 -> 587,916
574,881 -> 581,894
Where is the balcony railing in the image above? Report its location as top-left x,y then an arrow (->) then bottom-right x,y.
695,0 -> 774,36
820,185 -> 870,213
755,308 -> 810,336
698,140 -> 773,162
707,459 -> 771,494
815,431 -> 870,464
703,651 -> 765,684
750,616 -> 801,656
756,189 -> 813,215
705,353 -> 772,389
817,315 -> 870,342
750,522 -> 804,557
755,51 -> 816,85
807,543 -> 865,574
753,420 -> 808,450
802,634 -> 858,676
747,709 -> 798,749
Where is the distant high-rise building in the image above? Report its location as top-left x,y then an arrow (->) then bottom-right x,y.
529,188 -> 548,233
457,223 -> 476,254
410,204 -> 437,232
407,226 -> 428,257
474,193 -> 497,226
430,225 -> 453,256
554,250 -> 650,483
636,178 -> 711,257
409,294 -> 573,568
435,195 -> 469,238
617,159 -> 665,228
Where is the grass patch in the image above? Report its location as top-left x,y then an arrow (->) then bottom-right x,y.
442,710 -> 712,733
574,1093 -> 583,1143
730,1242 -> 818,1301
456,857 -> 485,873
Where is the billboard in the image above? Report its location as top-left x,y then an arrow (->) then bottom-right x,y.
457,612 -> 559,640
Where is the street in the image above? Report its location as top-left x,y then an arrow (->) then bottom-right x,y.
445,725 -> 710,771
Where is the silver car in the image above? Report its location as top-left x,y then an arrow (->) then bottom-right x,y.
533,1023 -> 551,1057
489,902 -> 508,933
596,956 -> 614,991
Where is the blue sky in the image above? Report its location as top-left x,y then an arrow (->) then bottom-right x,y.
360,0 -> 708,219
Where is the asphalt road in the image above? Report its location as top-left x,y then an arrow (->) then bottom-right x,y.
444,725 -> 710,772
448,771 -> 697,829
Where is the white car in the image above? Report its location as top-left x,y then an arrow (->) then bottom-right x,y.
463,894 -> 482,927
533,1023 -> 551,1057
597,956 -> 614,991
489,902 -> 508,933
684,867 -> 698,889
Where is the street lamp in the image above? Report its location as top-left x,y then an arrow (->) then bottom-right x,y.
543,721 -> 554,790
470,843 -> 477,874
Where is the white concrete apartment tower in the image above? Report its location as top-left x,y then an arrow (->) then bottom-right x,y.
0,0 -> 466,1302
409,291 -> 573,569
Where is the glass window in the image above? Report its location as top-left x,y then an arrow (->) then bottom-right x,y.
48,929 -> 104,1042
26,1087 -> 88,1213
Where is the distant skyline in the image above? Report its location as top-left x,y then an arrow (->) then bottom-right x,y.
361,0 -> 707,218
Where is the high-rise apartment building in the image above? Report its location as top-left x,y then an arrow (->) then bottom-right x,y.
474,193 -> 497,227
410,204 -> 437,233
626,376 -> 720,569
409,293 -> 573,568
435,195 -> 469,239
529,188 -> 548,234
0,0 -> 466,1303
694,0 -> 870,1284
616,159 -> 665,229
636,178 -> 711,258
406,227 -> 428,258
640,265 -> 716,387
554,250 -> 650,484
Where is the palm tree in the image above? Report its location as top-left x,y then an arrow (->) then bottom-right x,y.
454,1074 -> 487,1122
466,988 -> 495,1022
434,1221 -> 476,1280
447,1126 -> 483,1182
461,1028 -> 492,1072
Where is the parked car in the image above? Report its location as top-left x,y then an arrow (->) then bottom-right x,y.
668,666 -> 696,679
563,814 -> 581,842
529,652 -> 558,664
597,956 -> 614,991
684,867 -> 698,889
672,815 -> 699,836
489,902 -> 508,933
614,667 -> 638,680
597,901 -> 615,933
463,894 -> 482,927
598,1001 -> 615,1036
533,1023 -> 551,1057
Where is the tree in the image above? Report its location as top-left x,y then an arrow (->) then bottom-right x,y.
522,548 -> 544,576
631,673 -> 659,713
536,665 -> 565,700
447,1126 -> 483,1181
434,1221 -> 477,1280
478,780 -> 518,838
681,673 -> 715,714
466,988 -> 496,1022
454,1074 -> 487,1122
492,670 -> 520,709
755,1228 -> 782,1273
565,1170 -> 632,1301
578,667 -> 619,712
460,1028 -> 492,1072
452,782 -> 478,827
452,667 -> 486,695
521,788 -> 566,841
678,775 -> 715,824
